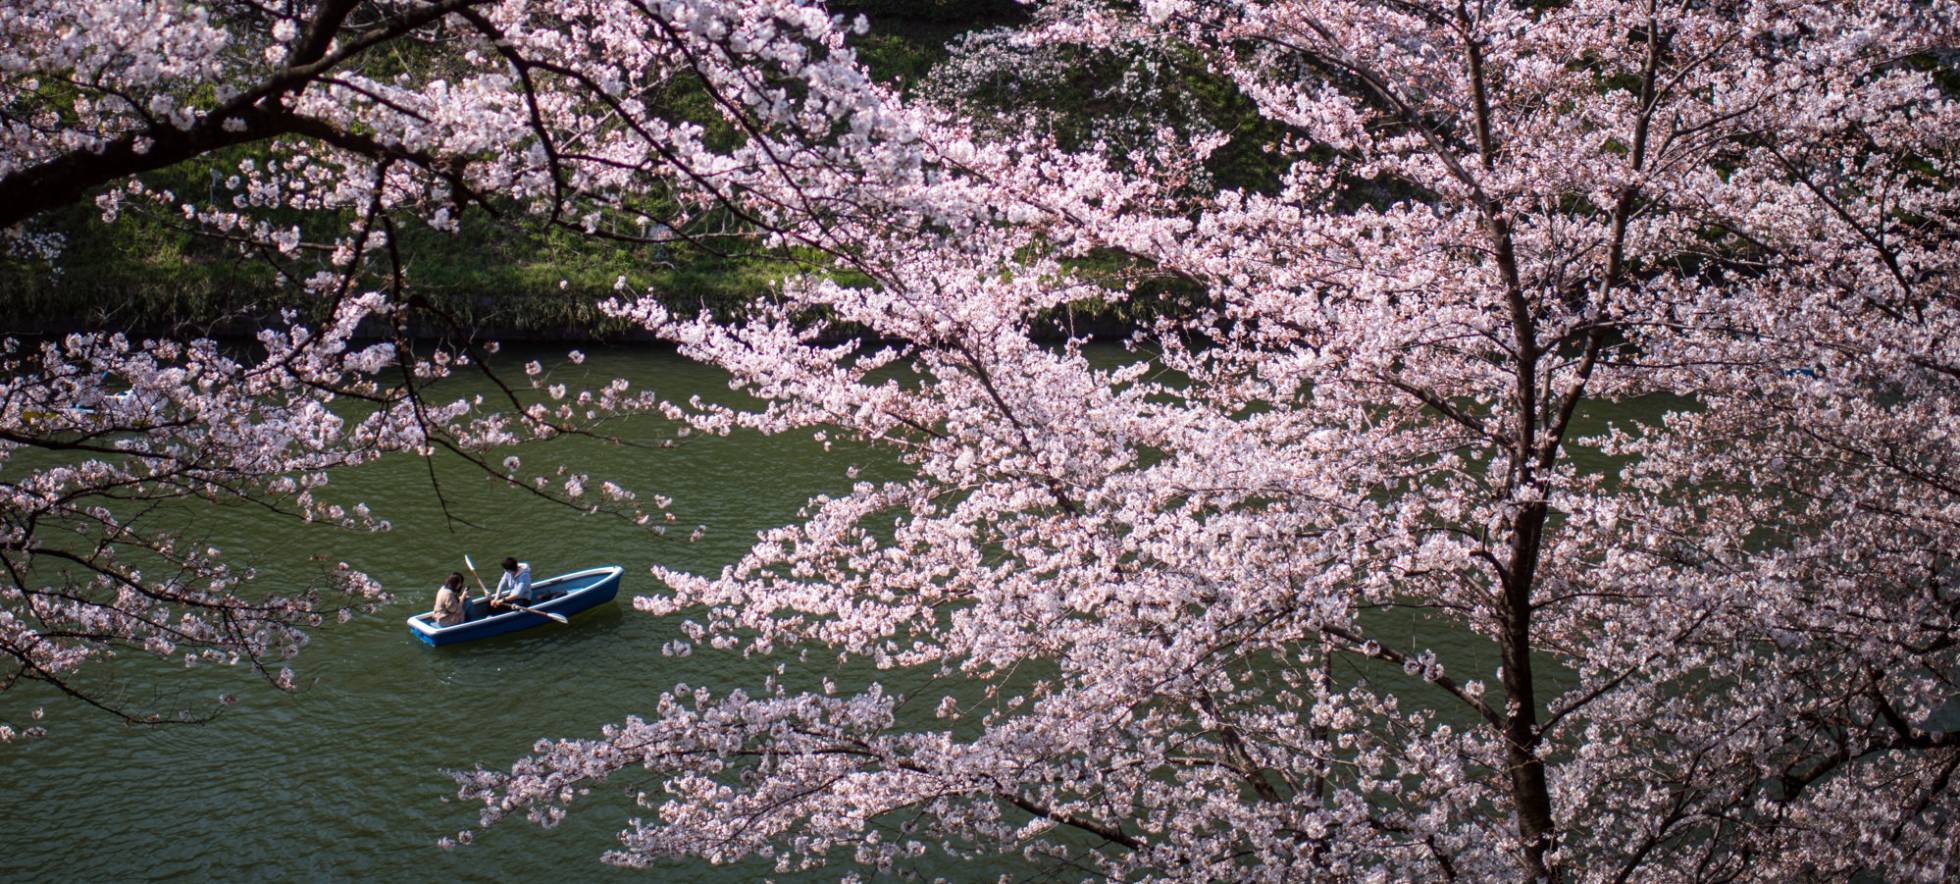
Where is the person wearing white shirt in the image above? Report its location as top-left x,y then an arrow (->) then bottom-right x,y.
493,557 -> 535,607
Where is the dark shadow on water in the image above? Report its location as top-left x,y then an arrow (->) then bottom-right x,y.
427,601 -> 630,650
418,602 -> 633,684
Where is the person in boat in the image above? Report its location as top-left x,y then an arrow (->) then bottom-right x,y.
492,557 -> 540,608
432,572 -> 470,627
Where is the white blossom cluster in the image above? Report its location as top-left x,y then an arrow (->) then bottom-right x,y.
468,1 -> 1960,880
7,0 -> 1960,880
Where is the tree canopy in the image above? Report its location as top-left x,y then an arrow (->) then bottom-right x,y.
6,1 -> 1960,880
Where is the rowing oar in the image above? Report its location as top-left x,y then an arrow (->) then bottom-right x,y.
464,553 -> 569,625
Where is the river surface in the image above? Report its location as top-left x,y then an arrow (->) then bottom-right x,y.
0,345 -> 1662,881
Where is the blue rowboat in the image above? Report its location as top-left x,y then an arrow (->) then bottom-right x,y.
406,565 -> 623,646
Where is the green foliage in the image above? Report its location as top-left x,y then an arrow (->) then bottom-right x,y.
831,1 -> 1025,24
4,4 -> 1232,341
851,32 -> 946,88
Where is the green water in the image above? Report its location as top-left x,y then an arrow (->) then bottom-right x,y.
0,345 -> 1663,880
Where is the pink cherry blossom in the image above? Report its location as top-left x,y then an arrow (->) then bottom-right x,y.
6,0 -> 1959,879
464,2 -> 1960,880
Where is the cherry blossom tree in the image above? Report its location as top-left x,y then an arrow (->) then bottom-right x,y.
9,0 -> 1958,878
457,1 -> 1960,879
0,0 -> 899,734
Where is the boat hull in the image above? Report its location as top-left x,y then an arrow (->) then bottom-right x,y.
405,565 -> 622,646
